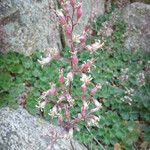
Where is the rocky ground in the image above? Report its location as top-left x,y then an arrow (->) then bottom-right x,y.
0,107 -> 87,150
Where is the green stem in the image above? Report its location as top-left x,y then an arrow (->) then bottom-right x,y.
85,126 -> 106,150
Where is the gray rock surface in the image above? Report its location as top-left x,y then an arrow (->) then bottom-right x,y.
131,0 -> 150,4
0,107 -> 87,150
0,0 -> 105,55
123,2 -> 150,52
0,0 -> 61,55
75,0 -> 105,33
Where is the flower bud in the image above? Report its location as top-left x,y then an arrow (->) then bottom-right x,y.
71,44 -> 75,52
65,105 -> 70,119
83,100 -> 88,110
77,3 -> 82,20
92,98 -> 102,108
49,106 -> 59,118
59,75 -> 64,84
84,25 -> 89,32
66,93 -> 74,106
90,87 -> 98,95
87,115 -> 100,127
63,1 -> 70,14
56,10 -> 66,25
65,25 -> 72,39
85,45 -> 92,52
66,93 -> 71,101
68,128 -> 73,138
81,62 -> 91,73
48,88 -> 57,96
71,55 -> 78,65
79,34 -> 86,43
59,67 -> 64,84
36,101 -> 47,111
67,72 -> 74,81
59,16 -> 66,25
70,0 -> 76,7
74,113 -> 82,123
90,107 -> 100,113
58,115 -> 63,125
81,105 -> 86,117
58,94 -> 65,103
81,83 -> 87,92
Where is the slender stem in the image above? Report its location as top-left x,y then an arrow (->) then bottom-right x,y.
85,126 -> 106,150
68,4 -> 77,95
69,81 -> 72,95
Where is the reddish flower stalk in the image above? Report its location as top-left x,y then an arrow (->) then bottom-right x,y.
37,0 -> 104,139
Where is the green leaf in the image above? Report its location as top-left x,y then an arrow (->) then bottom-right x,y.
32,68 -> 42,77
0,72 -> 12,90
7,64 -> 24,74
22,58 -> 34,69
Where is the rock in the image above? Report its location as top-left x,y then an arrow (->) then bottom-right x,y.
0,0 -> 105,55
98,20 -> 114,37
0,0 -> 61,55
75,0 -> 105,34
123,2 -> 150,52
0,107 -> 87,150
131,0 -> 150,4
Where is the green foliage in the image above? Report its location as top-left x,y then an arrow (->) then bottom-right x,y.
74,18 -> 150,149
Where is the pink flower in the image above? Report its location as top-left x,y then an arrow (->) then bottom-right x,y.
87,115 -> 100,127
40,83 -> 58,99
48,88 -> 57,96
58,115 -> 63,125
85,40 -> 104,53
90,107 -> 100,113
56,9 -> 66,25
80,74 -> 93,85
70,0 -> 76,7
81,83 -> 87,92
59,66 -> 64,84
91,84 -> 102,95
36,101 -> 47,111
59,75 -> 64,84
80,58 -> 96,72
65,25 -> 72,39
66,93 -> 72,100
92,98 -> 102,108
74,113 -> 82,123
59,16 -> 66,25
71,54 -> 78,65
81,95 -> 88,116
83,100 -> 88,110
66,93 -> 74,106
60,0 -> 64,4
90,87 -> 98,95
80,62 -> 91,73
37,55 -> 52,66
65,71 -> 74,86
65,105 -> 70,119
58,94 -> 65,103
79,34 -> 87,43
81,105 -> 86,117
71,44 -> 75,52
76,3 -> 82,20
84,25 -> 89,32
63,1 -> 70,14
49,106 -> 60,118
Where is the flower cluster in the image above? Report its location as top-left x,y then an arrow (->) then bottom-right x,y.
119,68 -> 129,81
121,88 -> 134,105
136,72 -> 145,86
36,0 -> 104,139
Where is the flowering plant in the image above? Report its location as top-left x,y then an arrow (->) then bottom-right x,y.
37,0 -> 104,140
